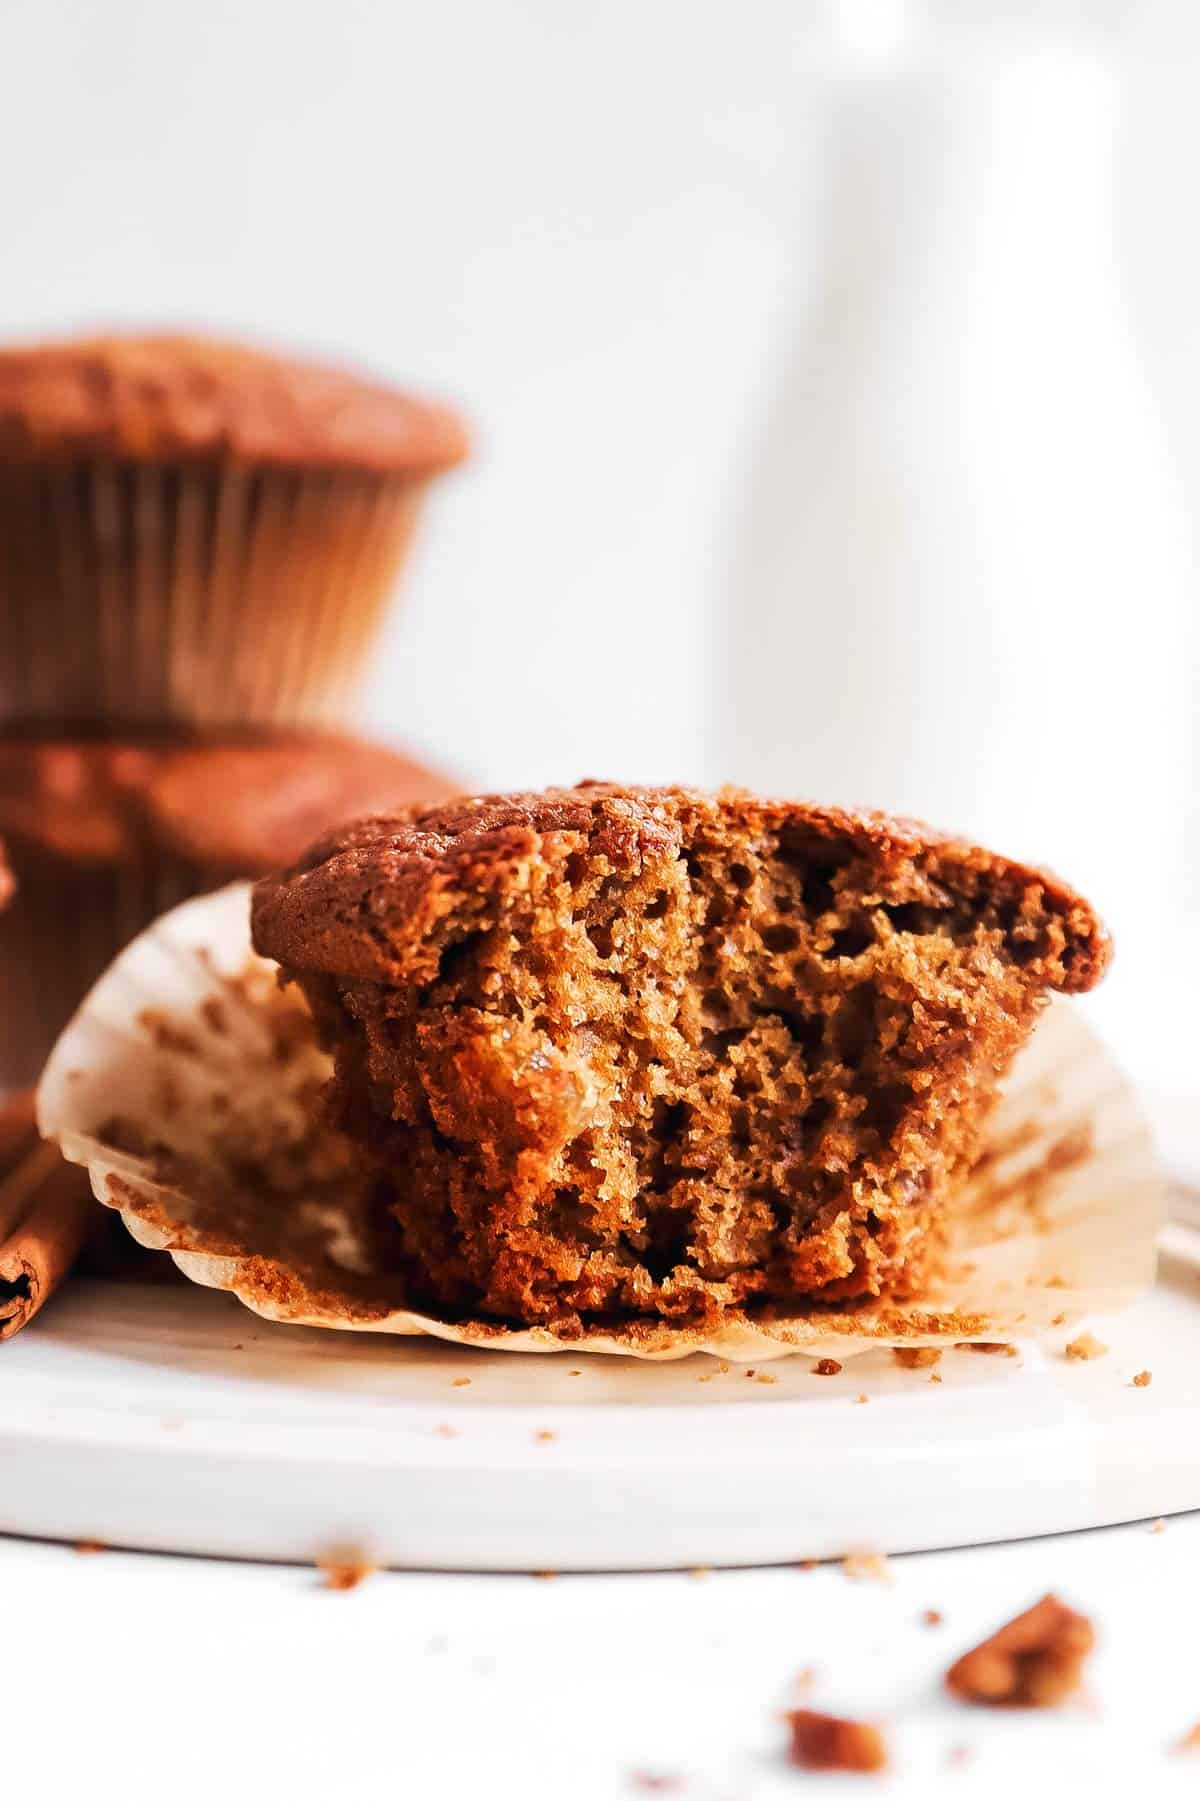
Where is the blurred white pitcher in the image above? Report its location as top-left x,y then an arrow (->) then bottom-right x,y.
719,2 -> 1192,1017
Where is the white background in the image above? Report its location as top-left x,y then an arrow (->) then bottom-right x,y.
0,6 -> 1192,768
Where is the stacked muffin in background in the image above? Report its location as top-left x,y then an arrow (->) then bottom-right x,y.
0,331 -> 469,1089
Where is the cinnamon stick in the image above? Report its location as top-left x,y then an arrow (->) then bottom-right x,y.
0,1093 -> 97,1340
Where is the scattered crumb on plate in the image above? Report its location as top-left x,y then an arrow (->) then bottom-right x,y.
813,1358 -> 842,1377
1064,1333 -> 1108,1362
1132,1370 -> 1152,1388
842,1553 -> 891,1584
318,1556 -> 375,1592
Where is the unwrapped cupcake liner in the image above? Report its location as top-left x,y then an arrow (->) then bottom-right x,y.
0,461 -> 427,728
36,884 -> 1164,1362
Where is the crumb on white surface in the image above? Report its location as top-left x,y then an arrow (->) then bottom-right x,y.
1064,1333 -> 1108,1362
842,1553 -> 891,1585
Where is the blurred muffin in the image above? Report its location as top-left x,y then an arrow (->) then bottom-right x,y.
0,730 -> 459,1088
0,332 -> 468,728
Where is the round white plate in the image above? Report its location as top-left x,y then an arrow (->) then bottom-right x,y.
2,1221 -> 1196,1571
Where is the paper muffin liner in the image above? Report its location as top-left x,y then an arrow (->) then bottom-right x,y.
36,884 -> 1164,1362
0,461 -> 427,729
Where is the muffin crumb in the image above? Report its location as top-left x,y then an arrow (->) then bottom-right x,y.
894,1346 -> 941,1369
842,1553 -> 891,1584
945,1594 -> 1094,1707
814,1358 -> 843,1377
1064,1332 -> 1107,1361
785,1709 -> 887,1774
318,1555 -> 375,1592
1132,1370 -> 1152,1388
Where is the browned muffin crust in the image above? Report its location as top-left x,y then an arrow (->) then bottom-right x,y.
252,783 -> 1110,1333
0,732 -> 458,873
0,333 -> 469,474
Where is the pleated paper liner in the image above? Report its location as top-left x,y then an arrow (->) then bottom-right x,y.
0,460 -> 426,728
36,884 -> 1164,1363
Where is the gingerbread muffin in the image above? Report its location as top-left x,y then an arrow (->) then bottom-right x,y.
251,782 -> 1110,1333
0,332 -> 468,728
0,730 -> 457,1089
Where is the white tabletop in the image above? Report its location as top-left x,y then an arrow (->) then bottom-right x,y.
4,1513 -> 1195,1800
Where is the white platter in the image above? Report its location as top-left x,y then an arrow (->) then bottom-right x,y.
1,1219 -> 1196,1571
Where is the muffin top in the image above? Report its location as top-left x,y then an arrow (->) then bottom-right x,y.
251,780 -> 1112,992
0,333 -> 469,474
0,732 -> 460,873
